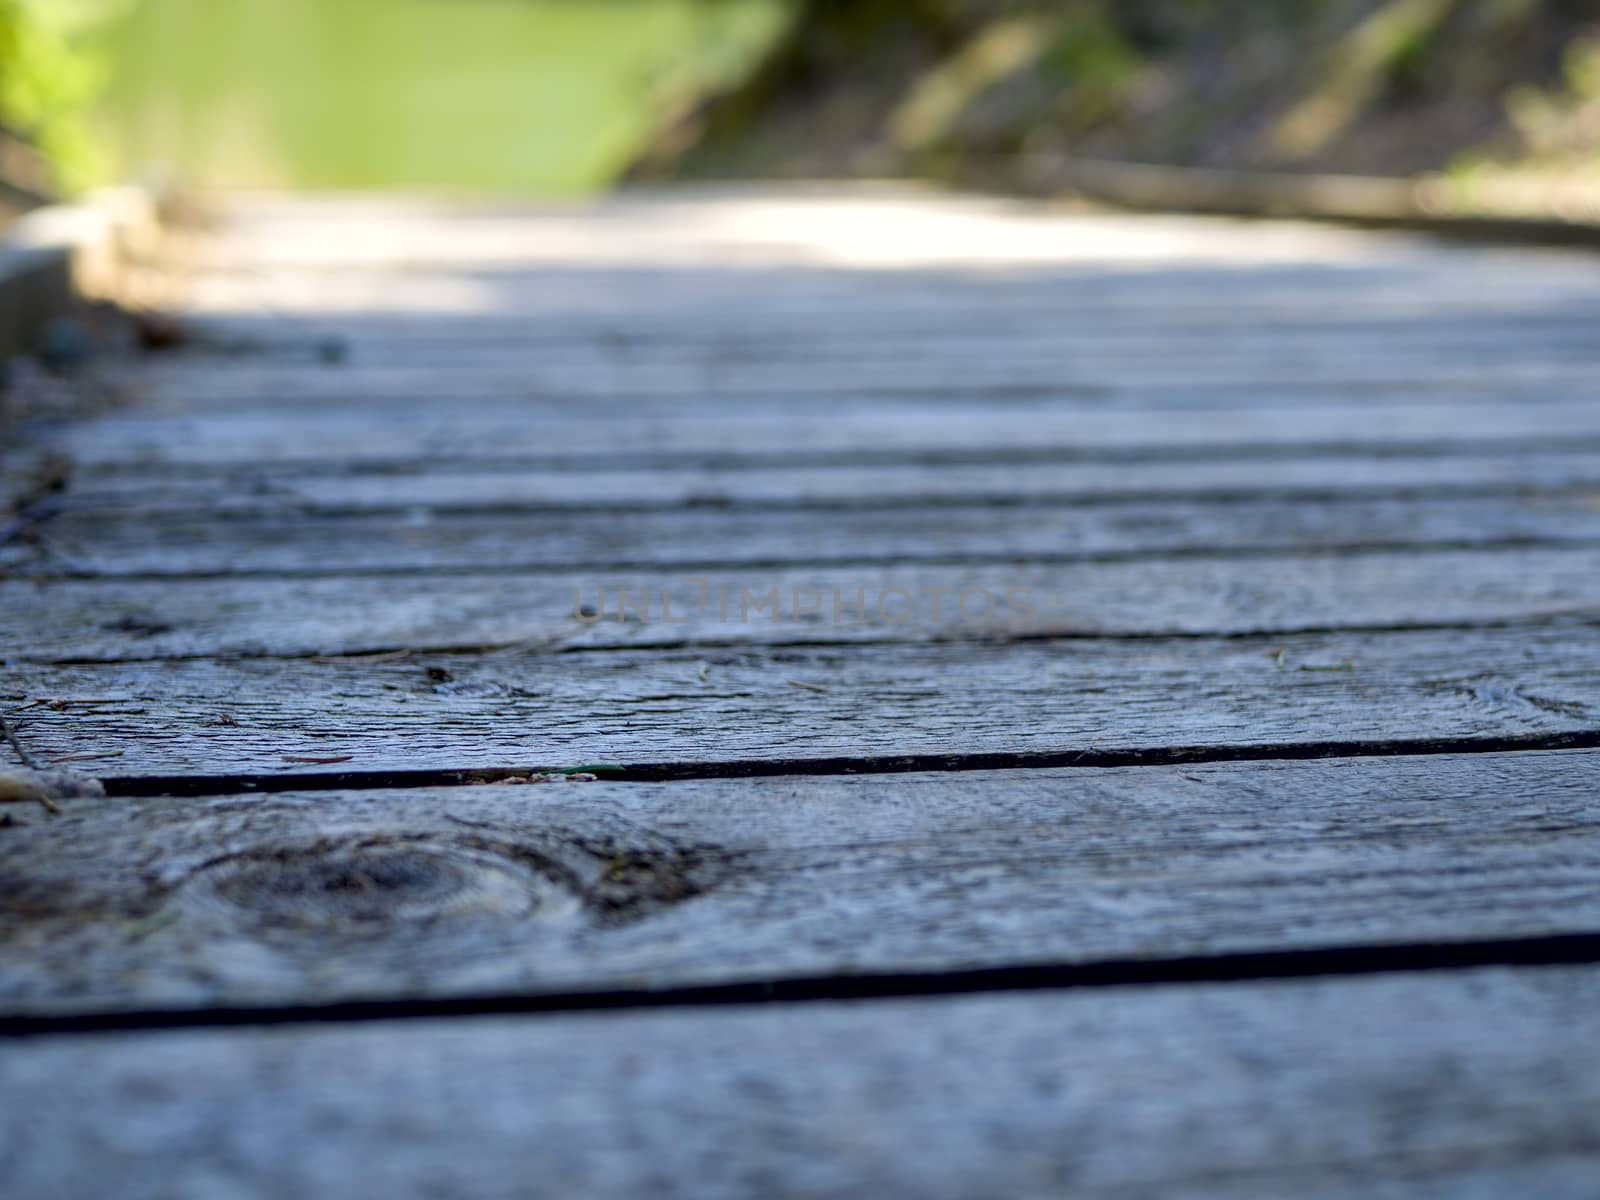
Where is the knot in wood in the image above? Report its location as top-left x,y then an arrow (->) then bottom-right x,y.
178,836 -> 572,933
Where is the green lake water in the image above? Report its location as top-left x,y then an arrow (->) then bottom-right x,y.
90,0 -> 788,193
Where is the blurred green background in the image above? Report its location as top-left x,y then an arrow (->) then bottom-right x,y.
3,0 -> 790,195
2,0 -> 1598,209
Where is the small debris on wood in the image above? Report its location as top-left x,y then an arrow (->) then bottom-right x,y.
0,767 -> 106,814
1268,649 -> 1353,673
131,310 -> 191,353
511,765 -> 625,783
19,697 -> 128,711
100,614 -> 176,637
44,750 -> 124,764
788,679 -> 830,693
122,911 -> 178,941
1,708 -> 36,767
281,755 -> 356,765
0,456 -> 71,550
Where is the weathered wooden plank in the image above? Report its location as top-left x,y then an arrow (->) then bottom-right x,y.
40,400 -> 1600,471
51,451 -> 1600,516
180,301 -> 1600,339
4,548 -> 1597,661
169,319 -> 1600,361
225,334 -> 1600,373
5,966 -> 1600,1198
114,362 -> 1600,415
180,275 -> 1600,331
20,495 -> 1600,578
166,308 -> 1600,392
4,751 -> 1600,1015
187,267 -> 1600,327
3,625 -> 1595,775
194,312 -> 1600,347
107,339 -> 1600,403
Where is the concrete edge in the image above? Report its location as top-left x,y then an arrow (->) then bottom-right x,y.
0,187 -> 163,361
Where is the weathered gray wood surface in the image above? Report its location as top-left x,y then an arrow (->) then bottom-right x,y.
41,400 -> 1600,470
4,751 -> 1600,1016
16,495 -> 1600,577
6,966 -> 1600,1199
8,186 -> 1600,1197
4,549 -> 1599,663
42,450 -> 1600,516
5,626 -> 1597,775
97,341 -> 1600,398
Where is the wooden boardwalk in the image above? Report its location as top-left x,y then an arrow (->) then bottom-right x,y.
5,186 -> 1600,1196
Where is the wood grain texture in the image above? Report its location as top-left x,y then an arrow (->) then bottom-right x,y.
4,548 -> 1595,662
176,304 -> 1600,342
40,400 -> 1600,471
102,336 -> 1600,400
4,751 -> 1600,1016
45,451 -> 1600,517
18,495 -> 1600,578
176,293 -> 1600,351
4,625 -> 1597,776
7,186 -> 1600,1198
5,966 -> 1600,1198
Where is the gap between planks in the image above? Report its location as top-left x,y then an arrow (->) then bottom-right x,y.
73,727 -> 1600,799
7,936 -> 1600,1039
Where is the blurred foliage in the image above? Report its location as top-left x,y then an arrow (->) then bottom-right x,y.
1040,5 -> 1143,125
643,0 -> 1600,185
1503,35 -> 1600,161
10,0 -> 1597,201
1269,0 -> 1460,161
88,0 -> 791,193
1444,33 -> 1600,215
0,0 -> 125,193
